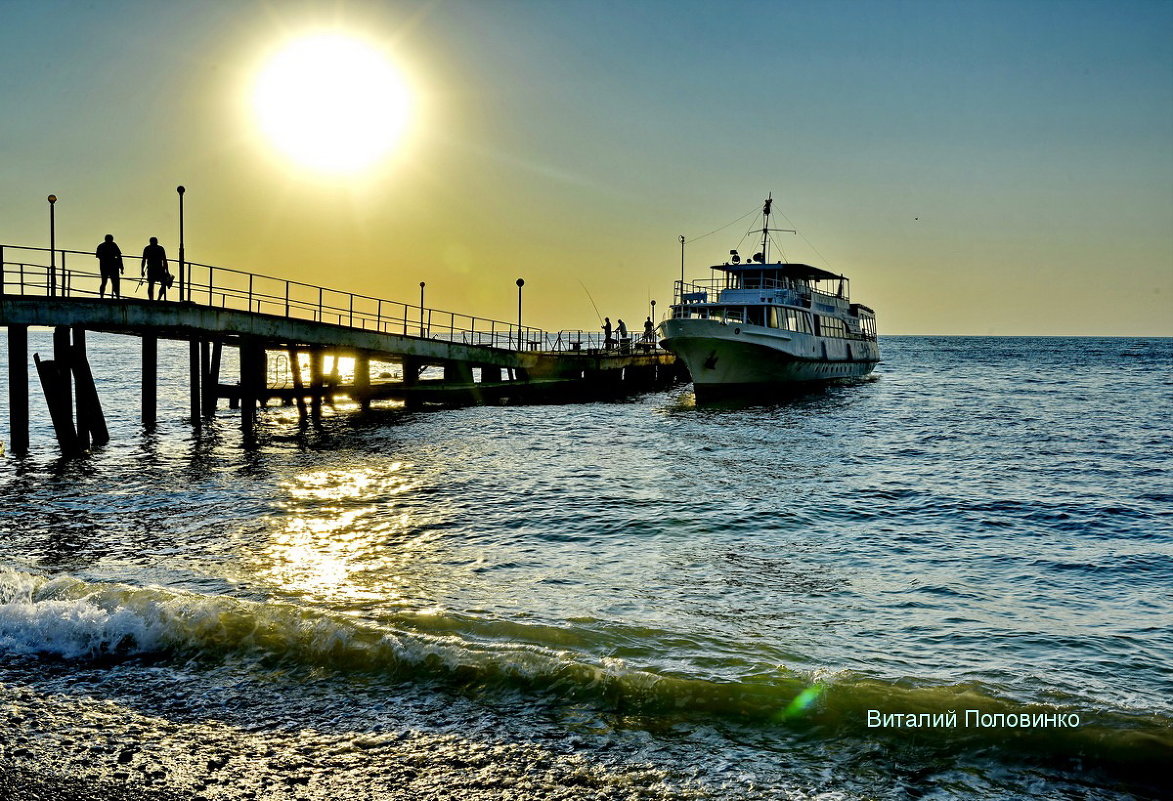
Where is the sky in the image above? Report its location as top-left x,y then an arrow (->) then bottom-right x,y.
1,0 -> 1170,335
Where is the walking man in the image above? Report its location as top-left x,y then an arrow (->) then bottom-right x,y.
141,236 -> 170,301
95,234 -> 123,298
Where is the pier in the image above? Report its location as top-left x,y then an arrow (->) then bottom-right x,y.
1,244 -> 680,455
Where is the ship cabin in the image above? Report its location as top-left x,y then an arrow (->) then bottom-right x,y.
672,262 -> 877,341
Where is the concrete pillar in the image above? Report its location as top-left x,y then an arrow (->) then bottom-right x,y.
189,339 -> 202,429
7,325 -> 29,453
443,362 -> 474,383
480,365 -> 502,384
202,340 -> 221,416
402,357 -> 420,386
309,348 -> 324,421
354,352 -> 371,410
142,335 -> 157,427
239,339 -> 263,442
288,348 -> 308,420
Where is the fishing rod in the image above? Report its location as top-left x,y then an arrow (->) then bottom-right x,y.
577,279 -> 603,325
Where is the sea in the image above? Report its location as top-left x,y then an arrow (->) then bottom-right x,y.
0,333 -> 1170,801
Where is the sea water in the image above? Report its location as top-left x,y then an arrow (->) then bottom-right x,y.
0,334 -> 1169,800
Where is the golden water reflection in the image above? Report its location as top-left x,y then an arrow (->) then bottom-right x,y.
256,463 -> 445,607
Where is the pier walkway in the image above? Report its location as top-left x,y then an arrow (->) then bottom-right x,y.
1,244 -> 679,454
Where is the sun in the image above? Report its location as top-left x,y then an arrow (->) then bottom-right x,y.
253,33 -> 412,173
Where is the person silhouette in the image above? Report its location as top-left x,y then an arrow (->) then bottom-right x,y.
95,234 -> 123,298
141,236 -> 169,301
643,316 -> 654,342
602,317 -> 613,351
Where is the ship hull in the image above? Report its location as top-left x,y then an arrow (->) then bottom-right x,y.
659,318 -> 878,400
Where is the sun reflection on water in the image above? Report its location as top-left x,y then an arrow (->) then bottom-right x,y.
257,464 -> 436,606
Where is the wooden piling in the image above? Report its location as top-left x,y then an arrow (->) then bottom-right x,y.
142,335 -> 157,427
70,328 -> 109,447
51,327 -> 77,446
7,324 -> 29,453
33,353 -> 79,455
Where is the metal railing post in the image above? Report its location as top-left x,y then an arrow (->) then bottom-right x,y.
248,274 -> 254,312
208,266 -> 214,306
318,287 -> 323,322
284,281 -> 290,318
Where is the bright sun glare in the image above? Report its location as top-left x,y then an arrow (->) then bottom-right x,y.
253,33 -> 411,173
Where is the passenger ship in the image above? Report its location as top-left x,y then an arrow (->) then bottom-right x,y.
660,197 -> 879,399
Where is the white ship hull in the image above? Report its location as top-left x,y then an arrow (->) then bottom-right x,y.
660,318 -> 878,399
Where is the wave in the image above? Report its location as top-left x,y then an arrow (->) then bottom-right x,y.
2,567 -> 1169,779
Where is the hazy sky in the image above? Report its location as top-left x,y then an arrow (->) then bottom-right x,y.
1,0 -> 1170,335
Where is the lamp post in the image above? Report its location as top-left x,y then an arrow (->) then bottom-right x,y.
177,186 -> 186,302
679,234 -> 685,288
516,278 -> 525,350
48,194 -> 57,296
419,281 -> 425,337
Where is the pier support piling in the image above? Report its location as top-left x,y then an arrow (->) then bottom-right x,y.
354,353 -> 371,410
443,362 -> 474,383
202,340 -> 221,416
239,339 -> 264,442
70,327 -> 109,447
288,348 -> 308,420
189,340 -> 202,428
33,353 -> 79,455
142,335 -> 157,428
309,348 -> 325,421
7,324 -> 29,454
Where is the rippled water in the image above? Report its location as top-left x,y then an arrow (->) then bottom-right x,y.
1,334 -> 1170,800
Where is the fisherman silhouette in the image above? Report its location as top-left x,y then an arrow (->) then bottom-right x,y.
643,316 -> 654,341
602,317 -> 613,350
141,236 -> 170,301
95,234 -> 123,298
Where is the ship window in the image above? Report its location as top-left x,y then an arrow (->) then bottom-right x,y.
768,307 -> 780,328
748,306 -> 766,327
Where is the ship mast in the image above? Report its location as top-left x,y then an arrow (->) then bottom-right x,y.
758,193 -> 795,264
761,195 -> 773,263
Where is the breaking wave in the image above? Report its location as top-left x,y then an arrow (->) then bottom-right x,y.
1,565 -> 1169,781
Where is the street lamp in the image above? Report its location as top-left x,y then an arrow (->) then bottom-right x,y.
47,194 -> 57,296
419,281 -> 425,337
177,186 -> 186,302
516,277 -> 525,350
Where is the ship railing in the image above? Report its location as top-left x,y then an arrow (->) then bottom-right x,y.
672,279 -> 855,310
0,244 -> 672,355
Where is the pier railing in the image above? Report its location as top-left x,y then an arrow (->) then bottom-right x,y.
0,244 -> 664,355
